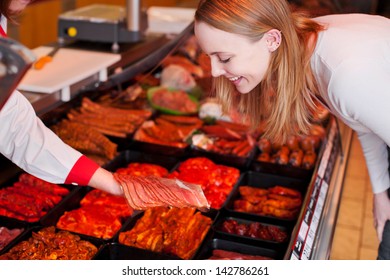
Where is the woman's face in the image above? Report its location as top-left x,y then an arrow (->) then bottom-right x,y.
194,21 -> 272,94
9,0 -> 31,14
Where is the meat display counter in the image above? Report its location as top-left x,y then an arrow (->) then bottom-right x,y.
0,18 -> 354,260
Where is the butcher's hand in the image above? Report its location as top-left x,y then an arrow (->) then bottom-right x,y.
88,167 -> 124,196
373,189 -> 390,241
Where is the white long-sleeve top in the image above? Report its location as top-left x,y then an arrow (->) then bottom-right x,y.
311,13 -> 390,194
0,90 -> 99,185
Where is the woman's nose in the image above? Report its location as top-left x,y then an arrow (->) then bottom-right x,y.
211,61 -> 226,77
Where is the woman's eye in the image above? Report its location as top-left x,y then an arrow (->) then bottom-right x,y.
219,58 -> 231,63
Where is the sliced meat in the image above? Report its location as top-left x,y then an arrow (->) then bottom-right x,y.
114,174 -> 210,211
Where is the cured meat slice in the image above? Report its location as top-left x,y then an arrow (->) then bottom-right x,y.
114,174 -> 210,211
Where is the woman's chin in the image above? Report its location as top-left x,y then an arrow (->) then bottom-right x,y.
236,85 -> 254,95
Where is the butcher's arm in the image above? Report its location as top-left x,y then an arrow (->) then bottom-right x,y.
0,90 -> 122,195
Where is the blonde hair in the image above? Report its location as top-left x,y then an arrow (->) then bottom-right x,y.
195,0 -> 325,143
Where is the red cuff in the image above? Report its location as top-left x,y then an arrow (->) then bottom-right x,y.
65,155 -> 100,186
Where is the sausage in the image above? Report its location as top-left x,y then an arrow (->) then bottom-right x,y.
302,151 -> 317,169
257,152 -> 271,162
286,135 -> 300,150
257,138 -> 272,153
289,149 -> 304,167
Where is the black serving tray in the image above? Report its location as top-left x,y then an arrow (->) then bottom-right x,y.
0,216 -> 29,255
117,208 -> 218,260
249,121 -> 331,181
40,186 -> 133,242
93,242 -> 181,260
0,172 -> 78,226
103,150 -> 180,173
224,171 -> 308,225
0,226 -> 105,260
130,140 -> 189,158
189,144 -> 257,171
249,147 -> 315,181
194,233 -> 280,260
213,213 -> 291,251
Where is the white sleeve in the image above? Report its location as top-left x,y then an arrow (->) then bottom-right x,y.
329,58 -> 390,194
356,131 -> 389,194
0,90 -> 82,183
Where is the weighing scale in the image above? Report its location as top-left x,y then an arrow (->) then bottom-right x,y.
57,0 -> 148,52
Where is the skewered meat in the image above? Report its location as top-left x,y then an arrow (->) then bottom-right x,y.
114,173 -> 210,212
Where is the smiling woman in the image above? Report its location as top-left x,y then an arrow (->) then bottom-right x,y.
194,0 -> 390,260
194,0 -> 320,143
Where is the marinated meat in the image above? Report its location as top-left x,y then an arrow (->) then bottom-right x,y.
67,97 -> 152,138
115,162 -> 169,178
169,157 -> 240,209
220,219 -> 288,242
51,120 -> 117,160
134,115 -> 202,148
0,174 -> 69,222
57,189 -> 133,239
150,87 -> 198,114
56,204 -> 125,239
119,207 -> 211,259
0,227 -> 98,260
233,185 -> 302,219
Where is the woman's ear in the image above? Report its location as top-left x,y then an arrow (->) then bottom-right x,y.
266,29 -> 282,52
